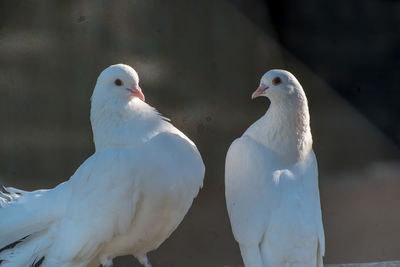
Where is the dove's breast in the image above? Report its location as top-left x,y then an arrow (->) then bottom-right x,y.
98,130 -> 204,261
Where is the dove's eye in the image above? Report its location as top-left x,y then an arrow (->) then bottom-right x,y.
114,79 -> 123,86
272,77 -> 282,86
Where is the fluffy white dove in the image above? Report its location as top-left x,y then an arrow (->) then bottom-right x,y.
225,70 -> 324,267
0,64 -> 205,267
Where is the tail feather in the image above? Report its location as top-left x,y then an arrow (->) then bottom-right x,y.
0,184 -> 68,266
0,187 -> 25,207
30,256 -> 45,267
0,230 -> 51,267
0,187 -> 50,249
0,183 -> 67,249
0,236 -> 29,253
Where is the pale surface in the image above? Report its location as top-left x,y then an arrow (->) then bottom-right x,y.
326,261 -> 400,267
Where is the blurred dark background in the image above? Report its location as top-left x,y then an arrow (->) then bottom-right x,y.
1,0 -> 400,266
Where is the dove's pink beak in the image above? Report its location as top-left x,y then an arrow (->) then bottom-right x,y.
251,86 -> 269,99
127,85 -> 145,101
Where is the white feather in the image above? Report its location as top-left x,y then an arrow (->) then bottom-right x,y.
0,64 -> 204,267
225,69 -> 324,267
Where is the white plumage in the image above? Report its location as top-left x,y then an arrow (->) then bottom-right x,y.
225,70 -> 324,267
0,64 -> 204,267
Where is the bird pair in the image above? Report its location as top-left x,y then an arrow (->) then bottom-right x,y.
0,64 -> 324,267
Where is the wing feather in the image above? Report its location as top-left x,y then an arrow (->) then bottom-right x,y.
225,136 -> 278,246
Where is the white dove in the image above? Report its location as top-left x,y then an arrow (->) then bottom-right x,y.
0,64 -> 205,267
225,70 -> 324,267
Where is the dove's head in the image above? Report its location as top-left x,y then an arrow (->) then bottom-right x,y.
251,69 -> 304,102
91,64 -> 145,107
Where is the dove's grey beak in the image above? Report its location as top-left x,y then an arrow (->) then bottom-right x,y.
127,85 -> 145,101
251,86 -> 269,99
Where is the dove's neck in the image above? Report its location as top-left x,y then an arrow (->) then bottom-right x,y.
90,98 -> 166,151
244,93 -> 313,165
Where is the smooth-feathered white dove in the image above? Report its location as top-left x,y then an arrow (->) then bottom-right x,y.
0,64 -> 205,267
225,70 -> 324,267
